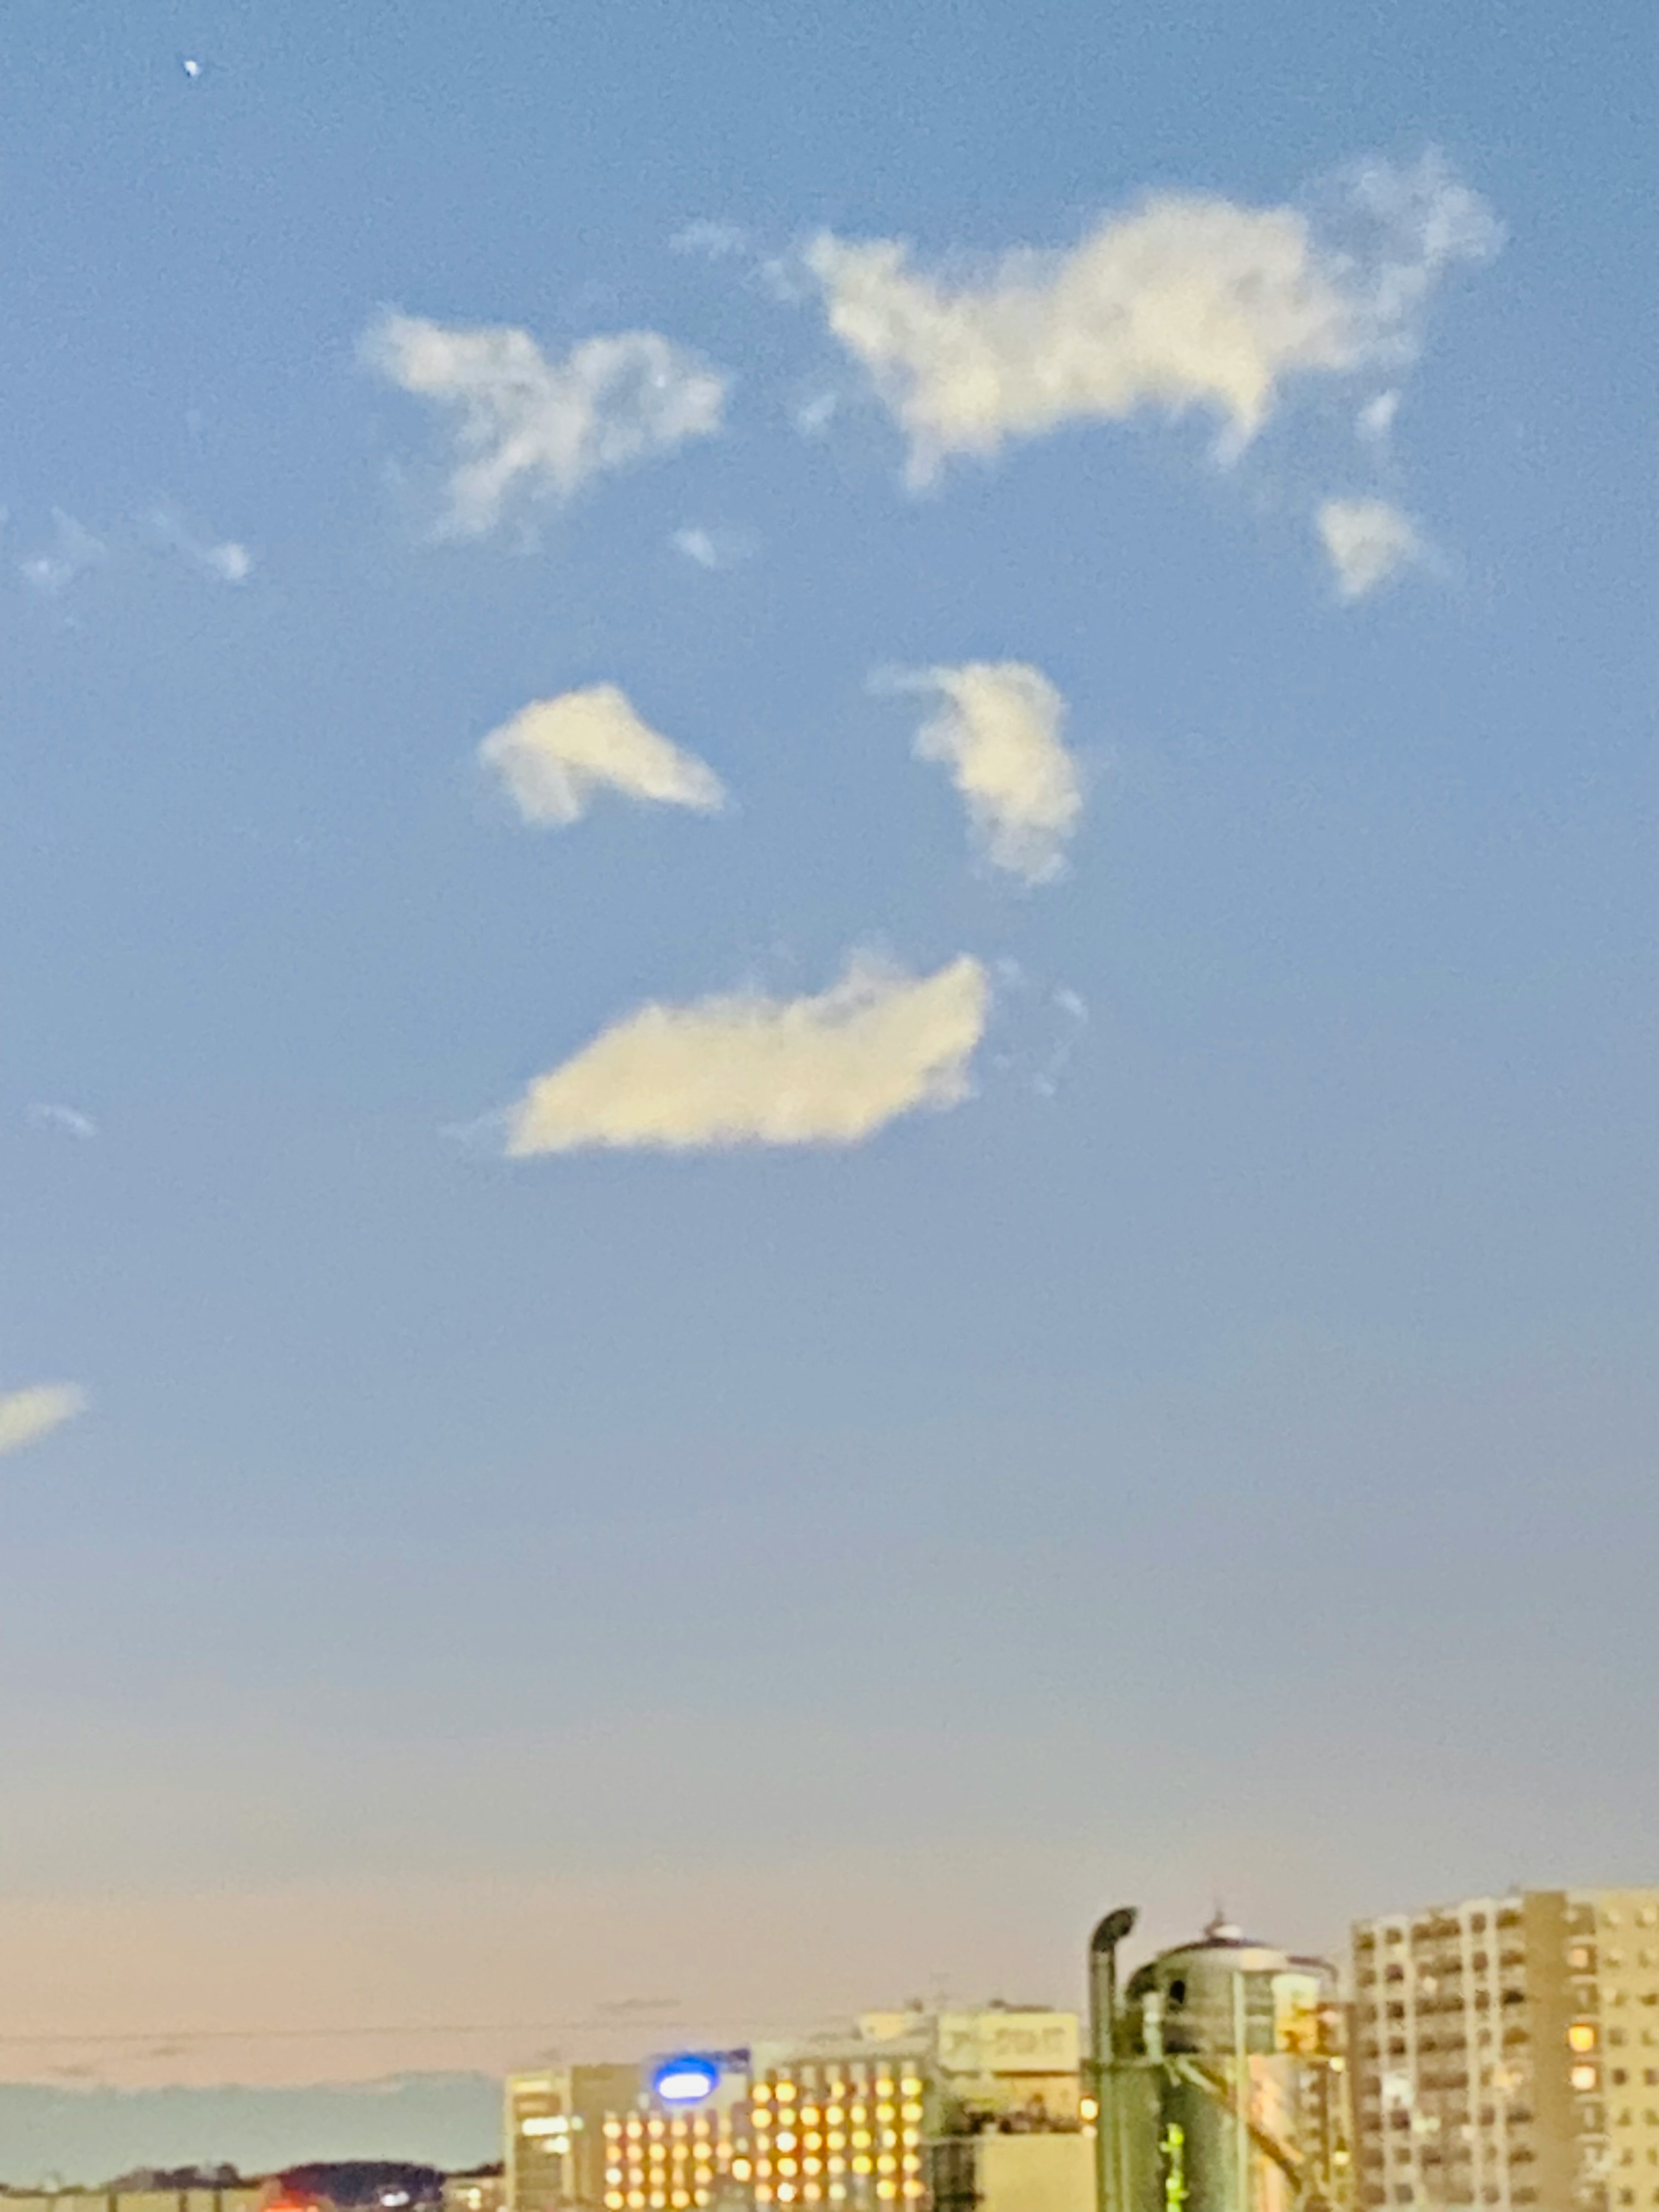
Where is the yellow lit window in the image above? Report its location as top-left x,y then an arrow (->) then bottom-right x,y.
606,2123 -> 623,2140
650,2121 -> 667,2140
877,2104 -> 896,2123
804,2159 -> 822,2176
902,2185 -> 925,2200
901,2129 -> 919,2148
901,2156 -> 920,2174
827,2136 -> 845,2152
1570,2025 -> 1598,2052
627,2195 -> 644,2210
755,2113 -> 774,2132
693,2120 -> 711,2138
852,2158 -> 873,2177
1571,2065 -> 1599,2091
756,2191 -> 773,2206
754,2087 -> 772,2105
805,2135 -> 823,2152
606,2196 -> 624,2210
780,2160 -> 798,2177
851,2107 -> 868,2123
880,2133 -> 899,2150
852,2133 -> 873,2151
607,2170 -> 623,2187
757,2163 -> 772,2180
628,2123 -> 645,2139
1080,2099 -> 1098,2123
900,2105 -> 923,2123
777,2191 -> 797,2207
877,2155 -> 897,2174
900,2080 -> 922,2097
672,2194 -> 690,2208
828,2159 -> 845,2176
802,2108 -> 821,2125
877,2184 -> 897,2202
732,2164 -> 752,2183
695,2197 -> 709,2209
672,2119 -> 690,2138
650,2197 -> 666,2210
826,2107 -> 845,2125
876,2080 -> 894,2096
804,2190 -> 821,2205
694,2168 -> 712,2184
778,2086 -> 798,2104
777,2133 -> 798,2152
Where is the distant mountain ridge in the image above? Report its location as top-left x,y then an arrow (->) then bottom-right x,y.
0,2078 -> 500,2189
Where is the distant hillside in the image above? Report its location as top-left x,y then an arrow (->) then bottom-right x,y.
0,2077 -> 501,2188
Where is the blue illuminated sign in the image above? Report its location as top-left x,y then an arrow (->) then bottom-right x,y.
652,2053 -> 721,2105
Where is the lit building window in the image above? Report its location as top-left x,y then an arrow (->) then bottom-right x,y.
828,2159 -> 845,2175
877,2184 -> 898,2201
754,2088 -> 773,2105
778,2133 -> 798,2151
756,2191 -> 773,2206
1571,2026 -> 1599,2052
1572,2066 -> 1599,2091
802,2108 -> 821,2125
902,2187 -> 925,2201
852,2158 -> 873,2176
900,2105 -> 923,2123
852,2133 -> 873,2151
778,2086 -> 798,2104
732,2163 -> 752,2183
606,2196 -> 624,2209
827,2107 -> 845,2124
900,2080 -> 922,2097
755,2113 -> 774,2132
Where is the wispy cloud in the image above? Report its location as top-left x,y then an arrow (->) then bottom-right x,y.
148,507 -> 254,583
888,661 -> 1084,884
479,684 -> 728,829
1317,496 -> 1425,600
361,310 -> 728,538
502,952 -> 990,1154
670,219 -> 753,261
670,524 -> 756,571
27,1102 -> 99,1141
19,512 -> 106,596
0,1383 -> 87,1458
804,153 -> 1498,485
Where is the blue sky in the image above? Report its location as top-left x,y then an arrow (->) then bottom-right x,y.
0,0 -> 1653,2083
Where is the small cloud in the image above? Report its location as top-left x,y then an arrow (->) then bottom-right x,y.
671,220 -> 752,260
1317,495 -> 1425,600
0,1382 -> 87,1459
360,309 -> 728,539
148,507 -> 254,583
670,524 -> 756,571
501,951 -> 991,1155
27,1102 -> 99,1141
792,388 -> 841,440
1357,389 -> 1400,441
887,661 -> 1084,884
19,512 -> 106,596
180,55 -> 205,79
479,683 -> 728,829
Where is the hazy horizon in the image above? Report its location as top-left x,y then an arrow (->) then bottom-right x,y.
0,0 -> 1651,2118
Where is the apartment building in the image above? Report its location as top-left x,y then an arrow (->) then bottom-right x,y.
1351,1885 -> 1659,2212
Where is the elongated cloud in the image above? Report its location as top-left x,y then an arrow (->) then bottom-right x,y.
805,155 -> 1498,483
0,1383 -> 86,1458
900,661 -> 1082,883
1317,496 -> 1424,600
479,684 -> 727,827
504,953 -> 990,1154
361,311 -> 727,537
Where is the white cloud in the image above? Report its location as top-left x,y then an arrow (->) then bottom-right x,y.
1357,389 -> 1400,442
503,952 -> 990,1155
1317,496 -> 1424,600
479,683 -> 727,829
19,512 -> 106,595
671,219 -> 752,261
149,507 -> 254,583
897,661 -> 1083,883
27,1102 -> 99,1141
361,310 -> 728,537
804,154 -> 1498,483
0,1383 -> 86,1458
671,524 -> 756,571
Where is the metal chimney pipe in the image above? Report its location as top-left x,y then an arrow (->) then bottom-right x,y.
1088,1908 -> 1138,2212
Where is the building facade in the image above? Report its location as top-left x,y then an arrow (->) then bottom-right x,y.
1350,1885 -> 1659,2212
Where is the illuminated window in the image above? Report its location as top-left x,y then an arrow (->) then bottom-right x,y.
877,2104 -> 896,2123
754,2088 -> 773,2105
851,2107 -> 868,2123
778,2086 -> 798,2104
877,2155 -> 898,2174
804,2159 -> 823,2176
627,2195 -> 644,2209
607,2169 -> 623,2186
756,2191 -> 773,2206
804,2191 -> 821,2206
826,2107 -> 845,2124
902,2186 -> 924,2201
672,2194 -> 690,2208
900,2080 -> 922,2097
606,2123 -> 623,2140
778,2190 -> 797,2206
828,2136 -> 845,2152
877,2185 -> 897,2201
732,2164 -> 752,2183
650,2121 -> 667,2139
901,2158 -> 920,2175
828,2159 -> 845,2175
1571,2027 -> 1599,2053
628,2122 -> 645,2139
852,2158 -> 873,2176
693,2120 -> 712,2138
672,2119 -> 690,2137
901,2129 -> 919,2147
780,2160 -> 799,2177
901,2105 -> 923,2123
1573,2066 -> 1600,2091
803,2108 -> 821,2125
606,2196 -> 624,2209
876,2080 -> 894,2096
778,2133 -> 798,2151
805,2135 -> 823,2152
853,2133 -> 873,2151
